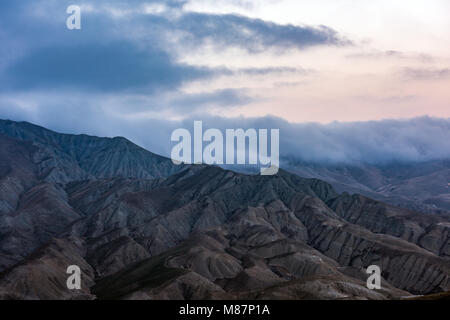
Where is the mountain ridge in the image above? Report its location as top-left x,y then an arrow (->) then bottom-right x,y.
0,119 -> 449,300
0,119 -> 187,182
286,159 -> 450,214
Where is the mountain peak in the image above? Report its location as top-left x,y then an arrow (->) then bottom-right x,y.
0,118 -> 186,181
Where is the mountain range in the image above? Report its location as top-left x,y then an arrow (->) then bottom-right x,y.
286,159 -> 450,215
0,119 -> 449,300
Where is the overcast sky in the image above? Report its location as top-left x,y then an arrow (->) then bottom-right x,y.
0,0 -> 449,163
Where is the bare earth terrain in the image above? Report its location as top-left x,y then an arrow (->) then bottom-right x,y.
0,119 -> 449,300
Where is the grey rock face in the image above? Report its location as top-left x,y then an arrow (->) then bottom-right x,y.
328,193 -> 450,258
286,160 -> 450,214
0,238 -> 95,300
0,119 -> 186,182
0,119 -> 449,300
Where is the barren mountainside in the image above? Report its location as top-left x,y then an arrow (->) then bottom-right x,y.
286,159 -> 450,214
0,119 -> 186,182
0,120 -> 449,300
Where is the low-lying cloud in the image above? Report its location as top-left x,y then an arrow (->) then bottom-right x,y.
0,95 -> 448,166
176,116 -> 450,165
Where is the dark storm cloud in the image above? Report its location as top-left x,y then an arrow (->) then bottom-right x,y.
0,1 -> 347,53
0,0 -> 345,95
3,42 -> 211,92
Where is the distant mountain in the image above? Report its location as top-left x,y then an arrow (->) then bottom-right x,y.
0,119 -> 449,300
286,160 -> 450,214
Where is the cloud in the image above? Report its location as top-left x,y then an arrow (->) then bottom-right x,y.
353,94 -> 417,104
4,1 -> 444,169
3,42 -> 211,92
104,88 -> 255,115
233,67 -> 308,76
168,89 -> 254,110
347,50 -> 434,63
172,12 -> 349,53
0,0 -> 345,102
174,116 -> 450,165
1,93 -> 448,166
401,67 -> 450,80
0,1 -> 347,53
278,116 -> 450,164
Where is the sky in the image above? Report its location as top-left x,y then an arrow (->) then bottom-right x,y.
0,0 -> 449,163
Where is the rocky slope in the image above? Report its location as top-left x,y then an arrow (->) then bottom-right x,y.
0,119 -> 449,300
286,160 -> 450,214
0,119 -> 186,182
